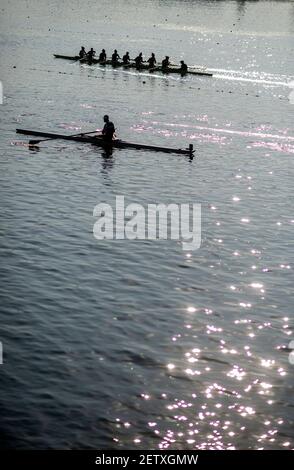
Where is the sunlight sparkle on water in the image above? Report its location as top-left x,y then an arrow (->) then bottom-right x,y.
187,307 -> 196,313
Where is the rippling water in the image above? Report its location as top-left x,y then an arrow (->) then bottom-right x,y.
0,0 -> 293,450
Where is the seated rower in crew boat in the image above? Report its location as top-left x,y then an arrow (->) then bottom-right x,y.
87,48 -> 96,61
99,49 -> 107,62
134,52 -> 143,69
79,46 -> 86,59
161,56 -> 170,70
111,49 -> 121,64
122,52 -> 130,65
147,53 -> 156,68
180,60 -> 188,74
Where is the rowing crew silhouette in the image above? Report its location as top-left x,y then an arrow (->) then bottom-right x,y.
78,47 -> 188,73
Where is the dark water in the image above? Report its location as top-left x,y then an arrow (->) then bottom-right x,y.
0,0 -> 293,449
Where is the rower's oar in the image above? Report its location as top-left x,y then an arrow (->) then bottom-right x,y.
149,67 -> 160,73
29,130 -> 99,146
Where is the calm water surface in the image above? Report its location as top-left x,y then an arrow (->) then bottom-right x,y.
0,0 -> 293,449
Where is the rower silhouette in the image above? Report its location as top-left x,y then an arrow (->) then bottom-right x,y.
147,53 -> 156,68
112,49 -> 120,64
134,52 -> 143,69
99,49 -> 106,62
79,46 -> 86,59
102,115 -> 115,143
87,48 -> 96,62
122,52 -> 130,65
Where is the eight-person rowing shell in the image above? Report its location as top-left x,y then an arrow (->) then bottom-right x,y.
78,49 -> 190,76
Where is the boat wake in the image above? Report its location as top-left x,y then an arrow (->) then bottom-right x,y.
147,121 -> 294,143
132,120 -> 294,154
206,68 -> 292,87
80,62 -> 293,88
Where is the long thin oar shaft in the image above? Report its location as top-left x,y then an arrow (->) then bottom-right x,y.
29,130 -> 100,146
